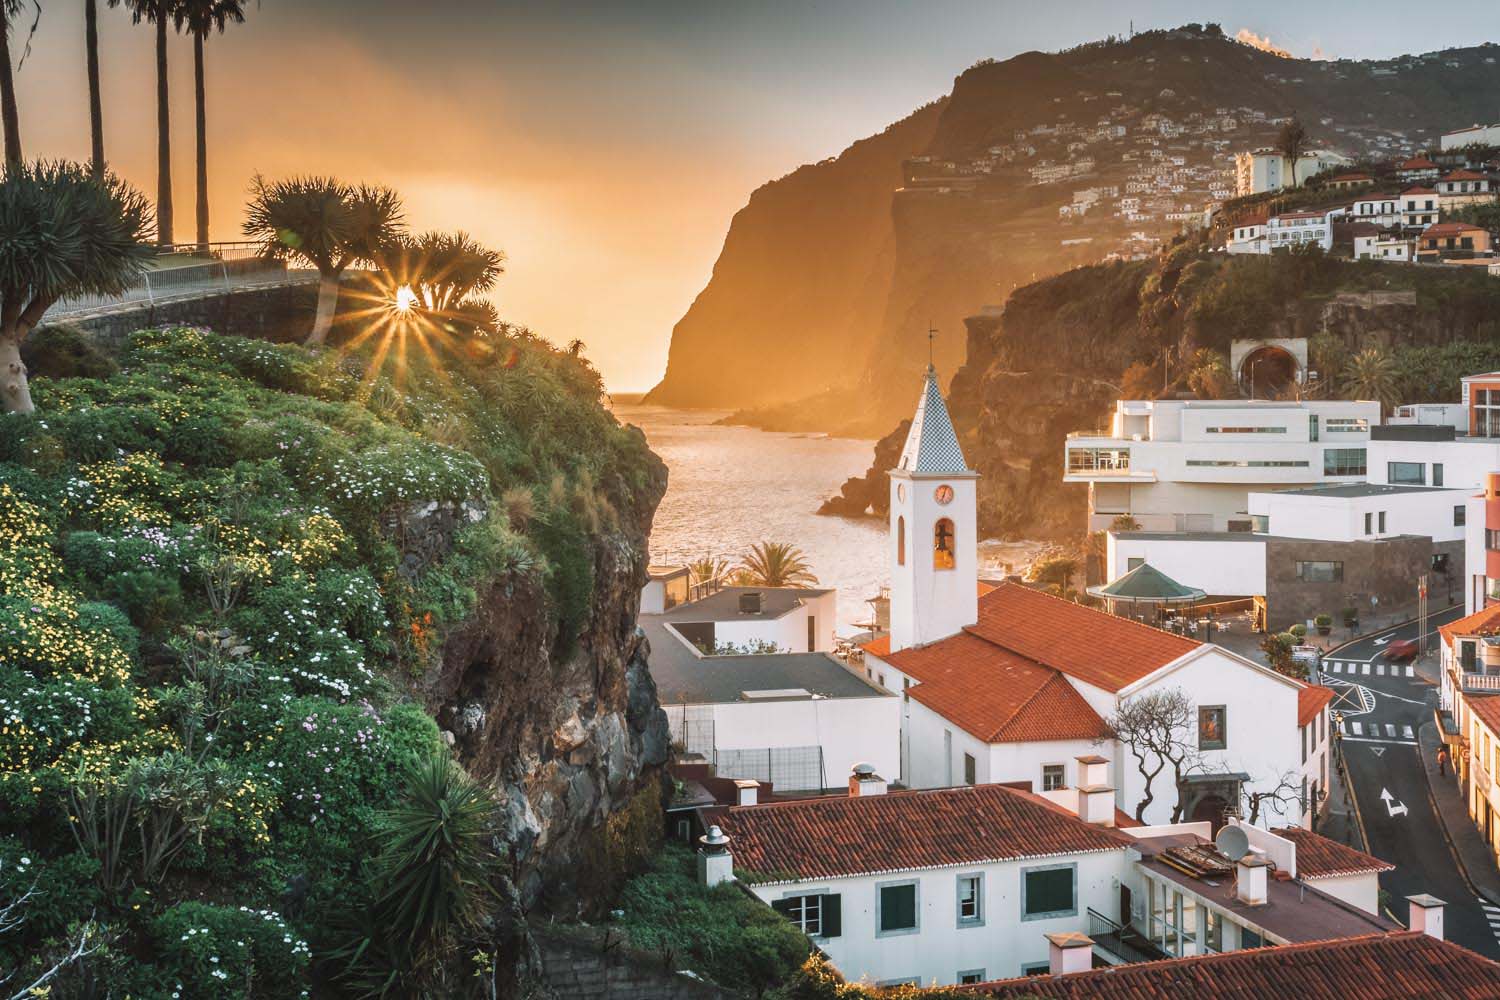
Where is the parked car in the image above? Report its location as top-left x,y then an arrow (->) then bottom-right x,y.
1386,638 -> 1420,661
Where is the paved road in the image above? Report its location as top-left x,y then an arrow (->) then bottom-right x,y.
1319,606 -> 1500,958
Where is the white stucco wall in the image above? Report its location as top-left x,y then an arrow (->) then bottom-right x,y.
708,694 -> 901,791
1304,872 -> 1380,915
708,590 -> 839,653
1248,488 -> 1469,543
745,849 -> 1126,986
1107,533 -> 1266,596
1368,439 -> 1500,492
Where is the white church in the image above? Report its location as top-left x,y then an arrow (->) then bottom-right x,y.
861,367 -> 1330,828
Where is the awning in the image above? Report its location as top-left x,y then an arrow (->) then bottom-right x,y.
1087,562 -> 1208,604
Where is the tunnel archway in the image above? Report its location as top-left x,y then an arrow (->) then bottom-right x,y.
1239,345 -> 1299,398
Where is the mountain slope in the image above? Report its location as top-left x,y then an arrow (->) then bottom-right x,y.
651,25 -> 1500,434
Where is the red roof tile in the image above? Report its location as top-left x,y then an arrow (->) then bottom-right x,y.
1440,604 -> 1500,648
1422,221 -> 1487,236
1466,695 -> 1500,735
1272,826 -> 1394,879
975,932 -> 1500,998
1299,685 -> 1336,728
1402,185 -> 1437,195
1443,169 -> 1487,181
861,634 -> 890,657
886,632 -> 1110,744
1400,156 -> 1439,169
966,583 -> 1200,692
717,783 -> 1132,882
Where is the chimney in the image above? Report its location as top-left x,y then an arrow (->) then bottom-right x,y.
1075,754 -> 1110,787
1407,894 -> 1446,940
739,591 -> 764,615
697,825 -> 734,887
848,762 -> 888,797
1236,854 -> 1270,906
1045,932 -> 1094,976
1077,784 -> 1116,827
733,778 -> 760,807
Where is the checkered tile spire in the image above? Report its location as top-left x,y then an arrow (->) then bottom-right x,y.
897,365 -> 972,474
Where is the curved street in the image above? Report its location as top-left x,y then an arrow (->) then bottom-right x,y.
1318,605 -> 1500,958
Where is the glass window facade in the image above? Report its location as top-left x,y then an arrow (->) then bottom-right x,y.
1323,448 -> 1366,476
1296,560 -> 1344,582
1388,462 -> 1425,485
1068,447 -> 1131,474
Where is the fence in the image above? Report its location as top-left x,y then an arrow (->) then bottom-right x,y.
714,745 -> 826,792
41,242 -> 311,322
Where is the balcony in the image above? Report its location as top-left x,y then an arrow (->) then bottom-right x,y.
1461,672 -> 1500,693
1087,908 -> 1169,965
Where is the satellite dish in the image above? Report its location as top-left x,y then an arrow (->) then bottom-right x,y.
1215,825 -> 1250,862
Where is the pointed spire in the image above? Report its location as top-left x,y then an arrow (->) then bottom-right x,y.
896,366 -> 972,474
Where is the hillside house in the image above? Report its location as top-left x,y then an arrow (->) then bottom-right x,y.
1401,186 -> 1440,228
1267,211 -> 1333,251
1437,169 -> 1495,208
1417,221 -> 1493,261
1396,155 -> 1441,181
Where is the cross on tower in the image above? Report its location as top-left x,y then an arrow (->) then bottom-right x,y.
927,324 -> 937,367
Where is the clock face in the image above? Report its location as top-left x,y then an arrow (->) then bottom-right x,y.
897,483 -> 906,503
934,484 -> 954,506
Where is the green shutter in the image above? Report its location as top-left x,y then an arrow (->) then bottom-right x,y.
1025,867 -> 1075,916
880,883 -> 917,931
771,897 -> 795,920
822,894 -> 841,938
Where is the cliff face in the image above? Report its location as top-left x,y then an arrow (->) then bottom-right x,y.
644,102 -> 944,410
416,447 -> 672,913
651,26 -> 1500,435
827,250 -> 1500,542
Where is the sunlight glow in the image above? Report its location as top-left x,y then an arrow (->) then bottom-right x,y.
393,284 -> 419,312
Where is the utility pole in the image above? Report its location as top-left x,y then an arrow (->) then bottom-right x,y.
1418,575 -> 1429,656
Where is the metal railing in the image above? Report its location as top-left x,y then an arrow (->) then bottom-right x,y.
41,241 -> 313,322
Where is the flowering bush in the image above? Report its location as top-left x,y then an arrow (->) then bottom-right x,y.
145,902 -> 310,999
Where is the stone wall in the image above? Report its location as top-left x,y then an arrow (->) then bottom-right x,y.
44,280 -> 320,350
529,926 -> 728,1000
1265,534 -> 1436,629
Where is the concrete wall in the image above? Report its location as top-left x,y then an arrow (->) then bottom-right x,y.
746,849 -> 1126,986
47,280 -> 321,350
1369,439 -> 1500,491
1250,488 -> 1469,543
709,694 -> 901,791
1107,533 -> 1266,595
708,591 -> 838,653
1306,872 -> 1380,915
533,925 -> 729,999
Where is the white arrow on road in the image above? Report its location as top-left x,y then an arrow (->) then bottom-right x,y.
1373,637 -> 1391,646
1369,746 -> 1386,757
1380,788 -> 1409,818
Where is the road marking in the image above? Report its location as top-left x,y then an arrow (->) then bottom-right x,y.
1369,746 -> 1386,757
1362,664 -> 1371,675
1351,721 -> 1364,736
1379,788 -> 1409,817
1402,725 -> 1415,739
1405,666 -> 1415,678
1373,637 -> 1390,646
1341,735 -> 1418,746
1376,664 -> 1386,676
1385,723 -> 1397,738
1329,662 -> 1342,673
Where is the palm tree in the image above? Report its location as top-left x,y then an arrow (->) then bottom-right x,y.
1341,347 -> 1398,412
243,175 -> 405,345
85,0 -> 106,175
174,0 -> 246,250
381,230 -> 503,327
737,541 -> 818,588
0,1 -> 39,167
123,0 -> 178,245
0,161 -> 153,413
686,555 -> 729,589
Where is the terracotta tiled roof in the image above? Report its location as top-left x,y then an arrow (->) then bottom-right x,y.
886,632 -> 1109,744
1443,169 -> 1487,181
975,932 -> 1500,998
1272,826 -> 1394,879
1422,221 -> 1486,237
716,783 -> 1132,882
966,583 -> 1200,692
1440,604 -> 1500,648
1400,156 -> 1439,169
1402,185 -> 1437,195
1466,695 -> 1500,735
861,634 -> 890,657
1299,685 -> 1336,728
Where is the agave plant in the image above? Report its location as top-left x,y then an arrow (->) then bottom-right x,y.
736,542 -> 818,588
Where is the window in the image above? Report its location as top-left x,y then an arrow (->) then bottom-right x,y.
1227,519 -> 1252,533
1186,459 -> 1309,468
1434,463 -> 1445,487
943,730 -> 953,785
772,893 -> 841,938
896,516 -> 906,566
963,753 -> 977,786
934,518 -> 956,571
1042,764 -> 1066,790
1199,706 -> 1227,750
958,970 -> 986,985
807,615 -> 816,652
1021,963 -> 1052,977
1127,557 -> 1145,571
1388,461 -> 1426,485
1457,505 -> 1467,527
1323,448 -> 1366,476
956,873 -> 984,926
1296,560 -> 1343,583
1022,864 -> 1077,920
1488,528 -> 1500,552
877,881 -> 919,936
1463,640 -> 1478,672
1301,724 -> 1307,764
1308,414 -> 1319,442
1067,447 -> 1130,474
1364,512 -> 1373,535
1205,426 -> 1288,434
1378,511 -> 1386,533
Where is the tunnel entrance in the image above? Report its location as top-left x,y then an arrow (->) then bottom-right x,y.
1239,345 -> 1299,398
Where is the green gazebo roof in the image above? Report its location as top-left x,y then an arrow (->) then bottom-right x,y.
1087,562 -> 1206,603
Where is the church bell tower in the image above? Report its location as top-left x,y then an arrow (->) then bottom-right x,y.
888,366 -> 979,652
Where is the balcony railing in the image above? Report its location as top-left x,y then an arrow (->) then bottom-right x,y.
1462,673 -> 1500,693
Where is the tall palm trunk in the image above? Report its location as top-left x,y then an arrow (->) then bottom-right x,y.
307,272 -> 340,346
153,11 -> 173,246
0,14 -> 21,167
192,29 -> 208,250
86,0 -> 105,175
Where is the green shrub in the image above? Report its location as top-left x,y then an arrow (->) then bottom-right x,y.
22,324 -> 119,380
145,901 -> 310,999
105,569 -> 186,635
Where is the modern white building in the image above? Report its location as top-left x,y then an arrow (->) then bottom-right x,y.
641,585 -> 899,791
1349,194 -> 1403,229
1234,148 -> 1352,196
1441,122 -> 1500,150
1064,397 -> 1381,533
714,771 -> 1397,987
1226,216 -> 1267,255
